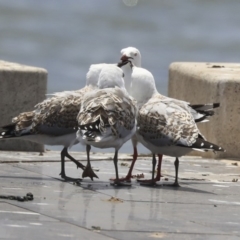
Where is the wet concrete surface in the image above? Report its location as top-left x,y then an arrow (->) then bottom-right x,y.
0,151 -> 240,239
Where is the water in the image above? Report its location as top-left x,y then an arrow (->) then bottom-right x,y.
0,0 -> 240,153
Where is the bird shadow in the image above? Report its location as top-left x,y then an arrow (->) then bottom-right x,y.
79,179 -> 137,191
0,175 -> 57,181
138,182 -> 216,195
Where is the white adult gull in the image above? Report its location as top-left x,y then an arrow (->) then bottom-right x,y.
118,47 -> 221,183
126,62 -> 225,186
0,63 -> 111,182
77,65 -> 137,186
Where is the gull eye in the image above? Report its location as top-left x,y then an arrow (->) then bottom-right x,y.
134,53 -> 138,56
122,73 -> 125,78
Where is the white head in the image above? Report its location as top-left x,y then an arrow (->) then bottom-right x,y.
86,63 -> 118,87
97,65 -> 125,90
120,47 -> 141,67
86,64 -> 105,87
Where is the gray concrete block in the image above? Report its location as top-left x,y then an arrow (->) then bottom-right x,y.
168,62 -> 240,159
0,60 -> 47,152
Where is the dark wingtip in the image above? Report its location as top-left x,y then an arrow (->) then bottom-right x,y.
179,138 -> 226,152
213,103 -> 220,108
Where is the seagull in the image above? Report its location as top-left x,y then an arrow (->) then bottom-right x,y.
0,64 -> 107,182
118,47 -> 221,183
77,65 -> 137,186
125,62 -> 225,186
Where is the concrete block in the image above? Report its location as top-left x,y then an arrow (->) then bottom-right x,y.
168,62 -> 240,159
0,60 -> 47,152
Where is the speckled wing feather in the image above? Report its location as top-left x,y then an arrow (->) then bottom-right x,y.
9,86 -> 93,136
137,93 -> 200,147
30,86 -> 94,133
78,87 -> 137,140
151,95 -> 217,125
11,111 -> 35,132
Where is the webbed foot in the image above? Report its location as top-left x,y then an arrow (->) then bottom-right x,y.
82,164 -> 99,181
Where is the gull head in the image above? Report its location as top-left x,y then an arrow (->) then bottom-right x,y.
97,65 -> 125,90
120,47 -> 141,67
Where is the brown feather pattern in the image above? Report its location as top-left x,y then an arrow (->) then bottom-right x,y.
78,88 -> 137,138
12,86 -> 94,134
137,94 -> 199,146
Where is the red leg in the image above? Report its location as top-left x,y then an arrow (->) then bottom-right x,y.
125,146 -> 138,179
110,146 -> 138,182
137,154 -> 163,185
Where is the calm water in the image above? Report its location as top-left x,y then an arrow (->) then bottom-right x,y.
0,0 -> 240,153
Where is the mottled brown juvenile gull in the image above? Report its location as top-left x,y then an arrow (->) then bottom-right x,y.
77,65 -> 137,186
0,64 -> 108,182
128,64 -> 225,186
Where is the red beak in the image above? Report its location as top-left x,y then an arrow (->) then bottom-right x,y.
121,55 -> 129,61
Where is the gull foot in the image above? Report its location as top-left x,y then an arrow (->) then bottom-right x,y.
137,179 -> 157,186
60,174 -> 82,182
82,165 -> 99,181
171,182 -> 181,187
